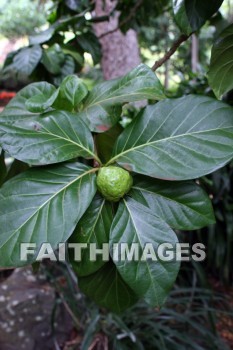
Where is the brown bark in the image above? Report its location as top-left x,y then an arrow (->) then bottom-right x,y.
152,34 -> 190,71
191,34 -> 199,73
94,0 -> 141,80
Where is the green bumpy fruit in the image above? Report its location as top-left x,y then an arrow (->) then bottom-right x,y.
97,166 -> 133,202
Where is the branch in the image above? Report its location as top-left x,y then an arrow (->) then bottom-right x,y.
98,0 -> 143,39
151,34 -> 191,71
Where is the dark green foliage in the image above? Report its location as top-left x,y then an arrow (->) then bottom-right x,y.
116,0 -> 170,32
208,23 -> 233,99
173,0 -> 224,35
186,164 -> 233,285
0,0 -> 232,313
0,60 -> 232,310
43,261 -> 232,350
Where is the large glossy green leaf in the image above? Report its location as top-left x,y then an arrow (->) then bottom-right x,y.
0,82 -> 57,122
78,64 -> 165,132
29,27 -> 55,45
52,55 -> 75,87
78,261 -> 138,313
110,198 -> 179,307
8,45 -> 42,76
29,14 -> 85,45
53,75 -> 88,112
0,162 -> 97,267
80,104 -> 122,133
208,24 -> 233,99
0,110 -> 96,166
25,90 -> 59,114
41,44 -> 65,75
173,0 -> 224,35
109,95 -> 233,180
130,176 -> 215,230
69,195 -> 113,276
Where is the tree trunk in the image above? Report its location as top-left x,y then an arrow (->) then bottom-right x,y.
94,0 -> 141,80
191,34 -> 199,73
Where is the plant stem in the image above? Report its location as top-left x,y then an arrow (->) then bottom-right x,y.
93,154 -> 102,166
151,34 -> 191,71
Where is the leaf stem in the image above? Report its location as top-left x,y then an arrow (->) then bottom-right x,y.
151,34 -> 191,71
92,152 -> 102,166
105,157 -> 117,166
86,166 -> 100,174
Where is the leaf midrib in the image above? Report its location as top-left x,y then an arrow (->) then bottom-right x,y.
84,199 -> 105,244
1,120 -> 97,161
85,91 -> 163,110
39,123 -> 95,158
132,186 -> 213,221
123,199 -> 159,306
86,69 -> 156,106
108,125 -> 233,164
